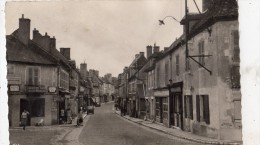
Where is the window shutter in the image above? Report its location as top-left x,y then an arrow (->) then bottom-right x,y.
203,95 -> 210,124
190,96 -> 193,120
28,68 -> 33,85
184,96 -> 187,118
196,95 -> 200,122
233,30 -> 240,62
34,68 -> 39,85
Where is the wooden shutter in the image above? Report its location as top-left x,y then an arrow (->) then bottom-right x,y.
233,30 -> 240,62
203,95 -> 210,124
184,96 -> 187,118
34,68 -> 39,85
28,68 -> 33,85
196,95 -> 200,122
190,96 -> 193,120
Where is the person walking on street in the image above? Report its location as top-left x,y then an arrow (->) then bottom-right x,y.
77,109 -> 83,126
21,109 -> 29,130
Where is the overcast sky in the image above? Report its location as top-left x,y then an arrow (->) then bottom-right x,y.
5,0 -> 202,77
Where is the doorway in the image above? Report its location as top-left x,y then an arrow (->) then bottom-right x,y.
20,99 -> 31,126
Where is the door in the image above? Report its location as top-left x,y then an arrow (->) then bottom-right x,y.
173,93 -> 183,129
169,93 -> 174,126
20,99 -> 30,126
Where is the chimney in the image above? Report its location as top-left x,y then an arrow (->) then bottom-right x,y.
18,14 -> 30,46
146,45 -> 152,59
50,36 -> 56,52
153,43 -> 160,53
139,52 -> 144,56
202,0 -> 213,12
80,63 -> 87,80
60,48 -> 71,60
95,70 -> 99,77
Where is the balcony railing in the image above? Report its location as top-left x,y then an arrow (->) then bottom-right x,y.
25,85 -> 46,93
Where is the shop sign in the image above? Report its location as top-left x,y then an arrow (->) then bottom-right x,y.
9,85 -> 20,92
48,86 -> 57,93
154,90 -> 168,97
7,76 -> 21,85
170,87 -> 181,93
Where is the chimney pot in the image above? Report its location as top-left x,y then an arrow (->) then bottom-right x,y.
45,32 -> 48,36
22,14 -> 24,19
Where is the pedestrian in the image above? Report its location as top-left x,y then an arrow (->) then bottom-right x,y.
60,108 -> 65,124
21,109 -> 29,130
67,108 -> 72,124
77,109 -> 83,126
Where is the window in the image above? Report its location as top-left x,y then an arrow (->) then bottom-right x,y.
7,65 -> 14,74
165,63 -> 169,86
162,97 -> 168,119
27,67 -> 40,85
196,95 -> 210,124
185,58 -> 190,71
234,100 -> 241,121
198,41 -> 205,67
156,66 -> 160,87
155,98 -> 160,117
231,66 -> 240,88
30,98 -> 45,117
176,55 -> 180,76
184,95 -> 193,119
60,69 -> 69,89
233,30 -> 240,62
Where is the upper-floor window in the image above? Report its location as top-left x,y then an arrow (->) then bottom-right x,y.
198,41 -> 205,67
233,30 -> 240,62
27,67 -> 40,86
156,66 -> 160,87
185,58 -> 190,71
7,65 -> 15,74
176,55 -> 180,76
60,69 -> 69,89
165,62 -> 169,86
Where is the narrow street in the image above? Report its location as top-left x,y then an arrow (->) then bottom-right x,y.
78,103 -> 203,145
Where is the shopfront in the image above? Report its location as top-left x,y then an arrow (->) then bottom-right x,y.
154,89 -> 169,126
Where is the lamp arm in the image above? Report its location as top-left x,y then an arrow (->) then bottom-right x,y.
162,16 -> 180,23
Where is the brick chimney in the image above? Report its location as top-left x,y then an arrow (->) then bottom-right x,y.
60,48 -> 71,60
146,45 -> 152,59
32,29 -> 52,52
139,52 -> 144,56
17,14 -> 30,46
202,0 -> 213,12
153,43 -> 160,53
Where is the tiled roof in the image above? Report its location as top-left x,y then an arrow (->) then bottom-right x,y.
6,35 -> 56,65
188,0 -> 238,38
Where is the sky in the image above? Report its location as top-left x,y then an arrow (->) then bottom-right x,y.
5,0 -> 202,77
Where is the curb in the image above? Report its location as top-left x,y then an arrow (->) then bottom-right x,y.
114,111 -> 242,145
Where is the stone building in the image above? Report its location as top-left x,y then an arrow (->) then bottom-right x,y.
153,0 -> 241,141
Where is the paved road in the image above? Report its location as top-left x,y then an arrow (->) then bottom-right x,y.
79,103 -> 202,145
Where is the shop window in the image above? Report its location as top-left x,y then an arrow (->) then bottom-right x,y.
27,67 -> 40,85
30,98 -> 45,117
155,98 -> 160,117
196,95 -> 210,124
184,95 -> 193,119
198,41 -> 205,67
234,100 -> 241,122
162,97 -> 168,119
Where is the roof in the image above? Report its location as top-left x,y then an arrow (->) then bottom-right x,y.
188,0 -> 238,38
6,35 -> 56,65
159,0 -> 238,60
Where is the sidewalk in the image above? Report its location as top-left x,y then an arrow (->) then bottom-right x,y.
9,113 -> 88,145
114,110 -> 242,145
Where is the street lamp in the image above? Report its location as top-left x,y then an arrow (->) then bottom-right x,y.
158,16 -> 180,25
